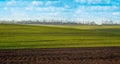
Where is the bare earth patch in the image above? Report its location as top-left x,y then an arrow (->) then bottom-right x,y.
0,47 -> 120,64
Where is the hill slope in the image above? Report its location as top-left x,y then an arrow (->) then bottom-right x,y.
0,24 -> 120,49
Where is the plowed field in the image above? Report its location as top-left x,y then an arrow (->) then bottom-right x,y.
0,47 -> 120,64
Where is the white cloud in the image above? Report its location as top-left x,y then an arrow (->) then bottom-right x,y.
3,7 -> 29,21
74,5 -> 120,22
105,0 -> 111,4
25,1 -> 43,11
75,0 -> 86,3
112,12 -> 120,16
3,7 -> 8,10
45,1 -> 59,6
54,12 -> 59,16
25,1 -> 61,11
34,6 -> 65,12
90,6 -> 110,10
90,6 -> 119,11
32,1 -> 43,6
75,0 -> 111,4
64,5 -> 69,8
43,12 -> 59,16
75,5 -> 119,12
46,1 -> 52,5
25,7 -> 33,11
25,6 -> 65,12
75,6 -> 85,14
6,0 -> 16,5
87,0 -> 101,4
75,10 -> 82,14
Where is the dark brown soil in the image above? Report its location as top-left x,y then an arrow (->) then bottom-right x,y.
0,47 -> 120,64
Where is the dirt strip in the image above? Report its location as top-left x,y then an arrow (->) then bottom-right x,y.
0,47 -> 120,64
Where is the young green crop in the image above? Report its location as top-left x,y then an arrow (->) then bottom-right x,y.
0,24 -> 120,49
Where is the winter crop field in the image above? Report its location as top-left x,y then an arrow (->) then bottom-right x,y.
0,24 -> 120,49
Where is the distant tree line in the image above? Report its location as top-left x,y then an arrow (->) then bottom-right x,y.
102,20 -> 119,25
0,20 -> 120,25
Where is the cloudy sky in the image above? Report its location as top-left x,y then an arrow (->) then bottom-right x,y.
0,0 -> 120,23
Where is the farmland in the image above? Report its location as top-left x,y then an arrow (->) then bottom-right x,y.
0,47 -> 120,64
0,24 -> 120,64
0,24 -> 120,49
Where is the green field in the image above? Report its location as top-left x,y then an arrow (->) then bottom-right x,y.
0,24 -> 120,49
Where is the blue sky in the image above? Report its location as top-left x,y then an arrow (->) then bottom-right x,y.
0,0 -> 120,23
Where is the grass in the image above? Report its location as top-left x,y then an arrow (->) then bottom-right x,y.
0,24 -> 120,49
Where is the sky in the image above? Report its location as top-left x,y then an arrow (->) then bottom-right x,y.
0,0 -> 120,23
